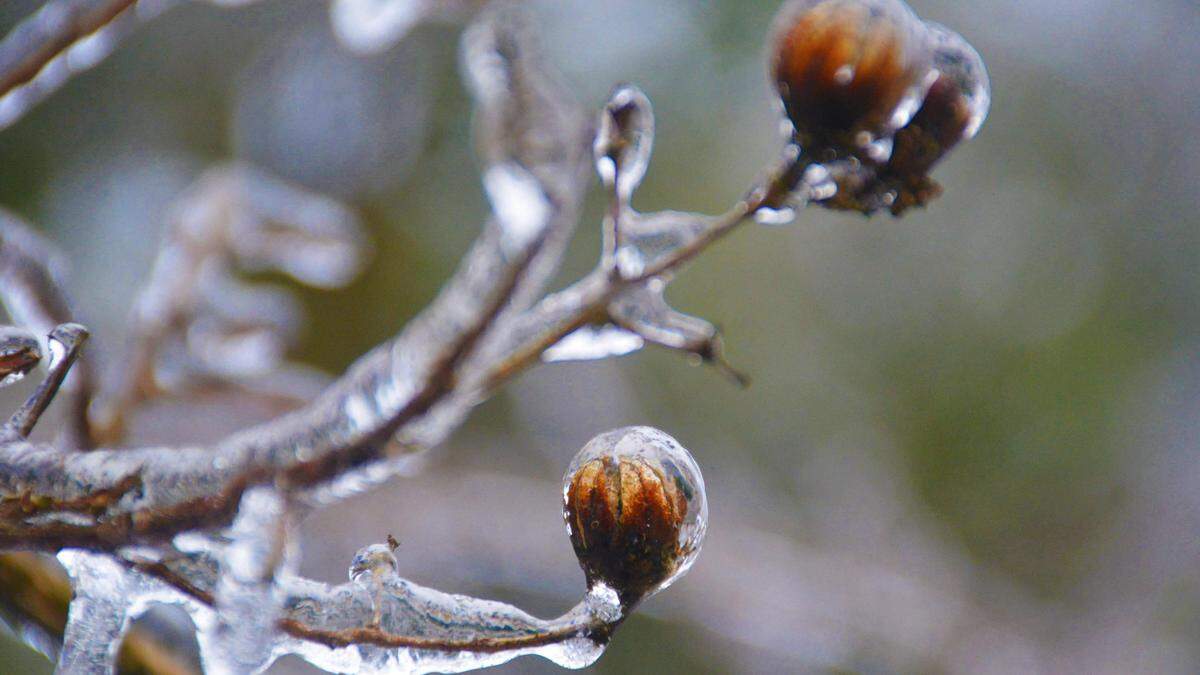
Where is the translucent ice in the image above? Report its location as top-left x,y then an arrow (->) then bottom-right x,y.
542,325 -> 645,363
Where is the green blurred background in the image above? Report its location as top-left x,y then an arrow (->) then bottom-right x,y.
2,0 -> 1199,672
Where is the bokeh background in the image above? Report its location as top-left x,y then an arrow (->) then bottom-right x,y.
2,0 -> 1199,672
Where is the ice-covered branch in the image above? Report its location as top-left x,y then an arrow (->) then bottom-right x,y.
0,0 -> 160,129
99,427 -> 704,673
0,2 -> 591,552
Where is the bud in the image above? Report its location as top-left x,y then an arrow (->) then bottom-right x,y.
0,327 -> 42,388
770,0 -> 933,156
562,427 -> 707,607
767,1 -> 990,215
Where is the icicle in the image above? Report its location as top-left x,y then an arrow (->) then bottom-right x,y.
198,487 -> 292,675
56,551 -> 133,674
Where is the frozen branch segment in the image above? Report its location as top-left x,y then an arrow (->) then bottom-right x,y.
0,212 -> 96,446
0,0 -> 169,130
392,1 -> 592,449
55,550 -> 136,674
93,428 -> 705,674
0,211 -> 76,333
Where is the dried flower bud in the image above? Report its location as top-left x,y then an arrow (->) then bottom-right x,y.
563,427 -> 707,607
770,0 -> 933,156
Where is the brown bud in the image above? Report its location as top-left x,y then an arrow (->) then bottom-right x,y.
770,0 -> 932,155
767,3 -> 991,216
562,427 -> 707,607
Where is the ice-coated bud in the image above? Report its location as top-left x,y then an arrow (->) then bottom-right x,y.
0,326 -> 42,388
770,0 -> 933,155
765,1 -> 990,215
562,427 -> 707,607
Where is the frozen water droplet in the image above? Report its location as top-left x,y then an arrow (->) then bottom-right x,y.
331,0 -> 429,54
614,244 -> 647,278
348,543 -> 399,584
45,325 -> 80,371
538,635 -> 607,670
483,163 -> 552,255
584,583 -> 622,624
0,327 -> 41,388
754,206 -> 796,226
865,135 -> 895,163
802,163 -> 839,201
543,325 -> 644,363
348,541 -> 399,627
594,85 -> 655,203
563,426 -> 707,605
927,22 -> 991,140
